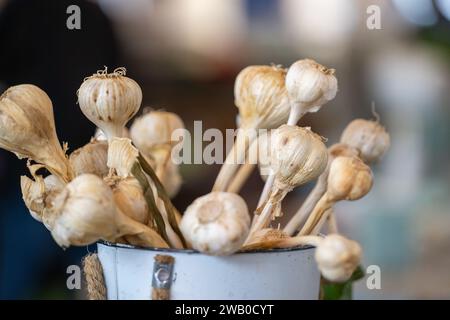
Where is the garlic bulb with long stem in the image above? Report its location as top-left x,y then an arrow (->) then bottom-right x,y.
45,174 -> 168,248
298,156 -> 373,236
212,65 -> 290,192
77,67 -> 142,141
180,192 -> 250,255
249,125 -> 328,237
0,84 -> 74,182
340,118 -> 390,164
69,139 -> 108,177
284,143 -> 359,236
257,59 -> 338,208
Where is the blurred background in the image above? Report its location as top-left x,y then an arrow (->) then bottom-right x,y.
0,0 -> 449,299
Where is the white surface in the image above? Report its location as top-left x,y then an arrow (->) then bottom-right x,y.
97,243 -> 320,300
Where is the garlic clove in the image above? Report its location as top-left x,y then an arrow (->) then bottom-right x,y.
285,59 -> 338,115
0,84 -> 74,182
235,65 -> 291,130
180,192 -> 250,255
77,67 -> 142,141
327,156 -> 373,201
340,118 -> 390,164
105,175 -> 149,225
315,234 -> 362,283
107,137 -> 139,178
69,140 -> 109,177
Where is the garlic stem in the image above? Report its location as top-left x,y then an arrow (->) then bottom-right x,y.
311,207 -> 334,235
212,129 -> 256,192
246,201 -> 274,243
241,235 -> 322,251
283,174 -> 327,235
298,194 -> 333,236
226,138 -> 258,193
326,209 -> 338,234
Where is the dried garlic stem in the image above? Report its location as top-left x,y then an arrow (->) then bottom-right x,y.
298,194 -> 333,236
311,207 -> 335,235
241,235 -> 322,251
226,138 -> 258,193
326,208 -> 338,234
212,130 -> 256,192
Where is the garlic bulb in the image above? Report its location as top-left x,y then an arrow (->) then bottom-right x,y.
77,68 -> 142,141
298,156 -> 373,235
271,125 -> 328,189
250,125 -> 328,235
105,175 -> 149,225
340,119 -> 390,164
21,174 -> 64,223
107,137 -> 139,178
285,59 -> 337,123
130,110 -> 184,164
180,192 -> 250,255
45,174 -> 167,248
327,156 -> 373,201
0,84 -> 73,182
315,234 -> 362,283
69,140 -> 108,177
235,65 -> 290,130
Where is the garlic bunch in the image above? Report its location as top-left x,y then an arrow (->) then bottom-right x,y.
284,143 -> 360,235
0,84 -> 73,182
45,174 -> 168,248
213,65 -> 291,192
299,156 -> 373,235
315,234 -> 362,283
69,140 -> 108,177
180,192 -> 250,255
250,125 -> 328,236
285,59 -> 338,124
130,110 -> 184,197
77,67 -> 142,141
340,118 -> 390,164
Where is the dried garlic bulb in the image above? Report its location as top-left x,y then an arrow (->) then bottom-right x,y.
69,140 -> 108,177
105,175 -> 149,225
45,174 -> 167,248
212,65 -> 291,192
130,110 -> 184,164
249,125 -> 328,235
284,143 -> 360,236
285,59 -> 337,124
180,192 -> 250,255
77,67 -> 142,141
299,156 -> 373,235
0,84 -> 73,182
340,119 -> 390,164
21,174 -> 64,223
315,234 -> 362,283
235,65 -> 290,130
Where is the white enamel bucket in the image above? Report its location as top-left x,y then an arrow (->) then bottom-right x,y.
97,242 -> 320,300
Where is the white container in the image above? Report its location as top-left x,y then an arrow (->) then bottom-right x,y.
97,242 -> 320,300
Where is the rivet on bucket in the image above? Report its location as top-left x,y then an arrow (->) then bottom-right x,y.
151,254 -> 175,300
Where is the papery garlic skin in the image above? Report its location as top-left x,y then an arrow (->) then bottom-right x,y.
45,174 -> 120,247
327,156 -> 373,201
315,234 -> 362,283
246,228 -> 288,245
78,68 -> 142,141
0,84 -> 73,182
106,176 -> 149,225
235,65 -> 290,129
285,59 -> 337,114
180,192 -> 250,255
69,140 -> 108,177
340,119 -> 390,164
21,174 -> 64,223
271,125 -> 328,189
107,137 -> 139,178
130,110 -> 184,162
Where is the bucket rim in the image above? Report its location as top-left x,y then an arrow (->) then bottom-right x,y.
97,240 -> 315,254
